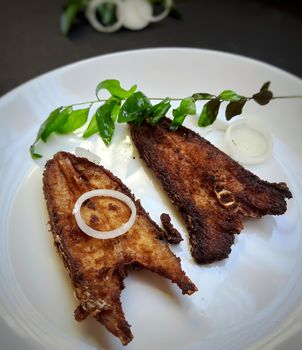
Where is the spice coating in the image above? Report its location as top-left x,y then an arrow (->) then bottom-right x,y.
43,151 -> 197,345
130,118 -> 292,264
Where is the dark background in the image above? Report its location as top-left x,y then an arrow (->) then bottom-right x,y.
0,0 -> 301,97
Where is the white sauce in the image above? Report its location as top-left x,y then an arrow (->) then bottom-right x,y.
230,127 -> 268,157
225,119 -> 272,165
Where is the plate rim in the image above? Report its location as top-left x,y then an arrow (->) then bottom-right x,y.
1,47 -> 301,103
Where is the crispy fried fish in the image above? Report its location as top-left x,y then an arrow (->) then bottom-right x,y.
43,151 -> 197,345
130,118 -> 292,264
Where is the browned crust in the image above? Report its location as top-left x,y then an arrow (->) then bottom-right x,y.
130,118 -> 292,264
43,151 -> 197,345
160,213 -> 183,244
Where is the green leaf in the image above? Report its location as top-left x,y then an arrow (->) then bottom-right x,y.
60,1 -> 82,36
83,98 -> 120,138
147,98 -> 171,126
252,81 -> 273,105
225,98 -> 247,120
181,97 -> 196,115
29,106 -> 68,158
30,105 -> 90,158
169,109 -> 186,131
39,107 -> 69,142
57,108 -> 89,134
192,93 -> 214,101
170,97 -> 196,130
111,103 -> 121,122
118,91 -> 152,123
252,90 -> 273,105
198,98 -> 221,127
260,81 -> 271,92
218,90 -> 242,102
149,0 -> 181,18
97,2 -> 117,26
96,99 -> 118,145
96,79 -> 137,100
83,114 -> 97,138
30,144 -> 42,159
169,5 -> 182,20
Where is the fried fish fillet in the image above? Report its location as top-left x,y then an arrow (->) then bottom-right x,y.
130,118 -> 292,264
43,151 -> 197,345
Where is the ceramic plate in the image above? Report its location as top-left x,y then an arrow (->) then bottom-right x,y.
0,48 -> 302,350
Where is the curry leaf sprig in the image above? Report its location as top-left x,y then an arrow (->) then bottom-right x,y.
30,79 -> 302,158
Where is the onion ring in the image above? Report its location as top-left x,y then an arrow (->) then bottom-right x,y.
73,189 -> 137,239
86,0 -> 172,32
225,119 -> 272,165
86,0 -> 124,33
75,147 -> 101,164
121,0 -> 152,30
149,0 -> 172,23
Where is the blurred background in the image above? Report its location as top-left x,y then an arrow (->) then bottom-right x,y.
0,0 -> 301,96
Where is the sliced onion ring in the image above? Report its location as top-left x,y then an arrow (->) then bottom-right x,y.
75,147 -> 101,164
149,0 -> 172,23
73,189 -> 137,239
121,0 -> 152,30
86,0 -> 124,33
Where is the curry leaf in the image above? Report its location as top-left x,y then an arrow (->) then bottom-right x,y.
97,2 -> 117,26
252,81 -> 273,105
169,108 -> 186,131
31,79 -> 301,159
96,79 -> 137,100
111,103 -> 121,122
39,106 -> 69,142
169,5 -> 182,19
83,114 -> 97,138
198,98 -> 221,127
30,106 -> 72,158
60,2 -> 81,35
219,90 -> 242,102
225,98 -> 247,120
30,144 -> 42,159
96,99 -> 119,145
252,91 -> 273,105
260,81 -> 271,92
147,98 -> 171,126
118,91 -> 152,123
192,92 -> 214,101
57,108 -> 89,133
83,99 -> 120,138
180,97 -> 196,115
170,97 -> 196,130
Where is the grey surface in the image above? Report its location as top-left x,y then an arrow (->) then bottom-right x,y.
0,0 -> 301,97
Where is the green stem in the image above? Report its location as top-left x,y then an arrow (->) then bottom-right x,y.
149,97 -> 183,101
272,95 -> 302,100
70,94 -> 302,108
71,99 -> 106,107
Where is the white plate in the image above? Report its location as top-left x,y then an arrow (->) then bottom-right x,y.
0,48 -> 302,350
